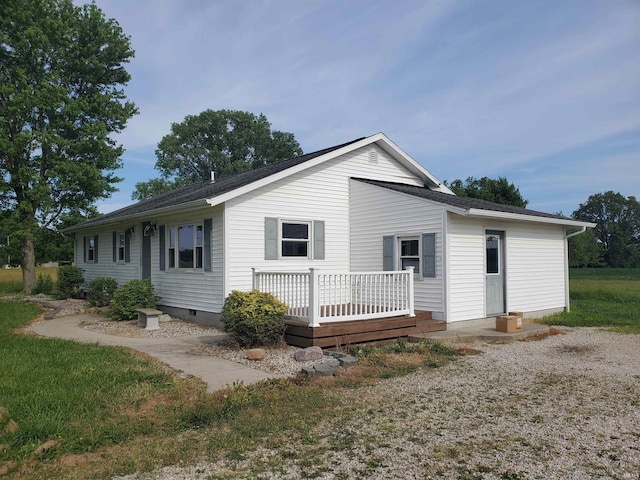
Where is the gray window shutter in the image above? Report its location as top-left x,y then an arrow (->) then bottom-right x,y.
94,235 -> 98,263
124,231 -> 131,263
203,218 -> 213,272
159,225 -> 166,271
265,217 -> 278,260
422,233 -> 436,278
112,231 -> 117,262
313,220 -> 325,260
383,236 -> 394,271
83,236 -> 87,263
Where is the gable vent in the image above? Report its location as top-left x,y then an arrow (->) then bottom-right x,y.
368,150 -> 378,165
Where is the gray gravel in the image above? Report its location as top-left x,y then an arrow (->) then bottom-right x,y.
114,328 -> 640,480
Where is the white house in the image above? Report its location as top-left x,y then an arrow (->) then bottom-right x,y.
65,133 -> 593,346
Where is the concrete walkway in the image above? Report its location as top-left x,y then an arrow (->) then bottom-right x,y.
32,314 -> 284,393
409,321 -> 549,343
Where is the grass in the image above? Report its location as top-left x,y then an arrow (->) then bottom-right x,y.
540,268 -> 640,333
0,300 -> 465,480
0,267 -> 59,295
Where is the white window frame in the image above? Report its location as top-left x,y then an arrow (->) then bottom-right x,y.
167,223 -> 204,271
279,219 -> 312,259
398,236 -> 420,275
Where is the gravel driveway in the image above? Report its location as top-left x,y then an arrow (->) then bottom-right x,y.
116,328 -> 640,480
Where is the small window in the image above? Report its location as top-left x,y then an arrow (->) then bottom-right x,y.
195,225 -> 203,269
118,233 -> 125,262
168,228 -> 176,269
87,236 -> 95,262
399,238 -> 420,274
281,222 -> 310,257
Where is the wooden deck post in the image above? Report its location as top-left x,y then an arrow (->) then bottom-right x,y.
308,268 -> 321,327
251,268 -> 257,290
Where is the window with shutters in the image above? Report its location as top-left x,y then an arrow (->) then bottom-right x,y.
84,235 -> 98,263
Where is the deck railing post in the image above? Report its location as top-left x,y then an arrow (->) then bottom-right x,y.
308,268 -> 320,327
406,266 -> 415,317
252,268 -> 258,290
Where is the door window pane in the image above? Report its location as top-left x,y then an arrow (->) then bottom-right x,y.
486,235 -> 499,274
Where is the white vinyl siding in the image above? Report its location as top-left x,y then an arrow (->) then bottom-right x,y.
505,223 -> 567,312
447,217 -> 486,322
447,215 -> 568,322
224,145 -> 423,294
74,227 -> 140,287
154,205 -> 225,313
349,180 -> 445,313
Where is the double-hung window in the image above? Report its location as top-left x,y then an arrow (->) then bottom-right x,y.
281,221 -> 310,257
84,234 -> 98,263
118,233 -> 126,262
399,237 -> 420,274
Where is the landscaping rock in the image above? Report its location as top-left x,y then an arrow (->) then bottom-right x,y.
294,346 -> 323,362
325,357 -> 340,368
246,348 -> 265,361
339,355 -> 358,368
313,363 -> 338,377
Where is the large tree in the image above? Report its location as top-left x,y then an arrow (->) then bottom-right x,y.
0,0 -> 137,292
573,191 -> 640,268
132,109 -> 302,200
445,176 -> 529,208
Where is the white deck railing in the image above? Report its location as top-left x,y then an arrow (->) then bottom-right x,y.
252,268 -> 415,327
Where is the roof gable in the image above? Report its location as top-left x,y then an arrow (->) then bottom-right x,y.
66,133 -> 450,231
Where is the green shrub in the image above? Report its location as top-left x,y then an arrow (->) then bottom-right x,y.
109,279 -> 159,321
55,265 -> 85,299
87,277 -> 119,307
221,290 -> 288,347
32,273 -> 54,295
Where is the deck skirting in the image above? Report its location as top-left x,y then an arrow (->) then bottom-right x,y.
284,311 -> 445,348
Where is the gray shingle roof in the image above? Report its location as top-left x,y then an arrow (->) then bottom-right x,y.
353,178 -> 572,221
74,137 -> 366,229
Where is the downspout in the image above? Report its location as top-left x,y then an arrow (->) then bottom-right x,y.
564,226 -> 587,312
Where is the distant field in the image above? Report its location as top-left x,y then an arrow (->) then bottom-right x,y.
569,268 -> 640,281
0,267 -> 59,294
542,268 -> 640,333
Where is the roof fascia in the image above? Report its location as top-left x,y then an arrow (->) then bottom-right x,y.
463,208 -> 597,228
207,133 -> 452,207
63,198 -> 208,233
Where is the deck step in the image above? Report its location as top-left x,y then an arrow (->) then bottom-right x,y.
284,311 -> 446,348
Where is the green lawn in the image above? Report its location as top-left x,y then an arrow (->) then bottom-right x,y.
540,268 -> 640,333
0,301 -> 204,467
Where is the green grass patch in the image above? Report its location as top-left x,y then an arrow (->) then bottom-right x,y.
0,301 -> 201,467
541,270 -> 640,333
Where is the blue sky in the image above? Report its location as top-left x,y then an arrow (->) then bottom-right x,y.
92,0 -> 640,216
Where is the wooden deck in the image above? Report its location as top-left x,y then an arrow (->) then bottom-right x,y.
284,311 -> 446,348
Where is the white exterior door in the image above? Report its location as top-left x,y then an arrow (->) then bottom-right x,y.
485,231 -> 505,315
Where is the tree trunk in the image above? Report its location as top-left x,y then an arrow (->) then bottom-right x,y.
21,235 -> 37,293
